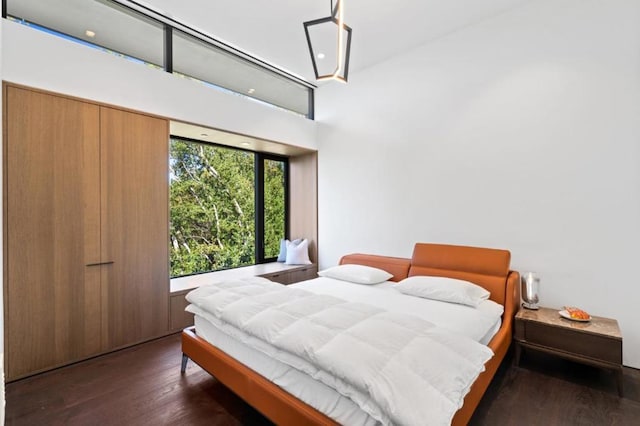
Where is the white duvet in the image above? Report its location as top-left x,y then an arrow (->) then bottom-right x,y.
293,277 -> 503,344
186,277 -> 494,426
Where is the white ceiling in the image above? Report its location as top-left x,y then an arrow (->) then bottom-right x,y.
137,0 -> 532,84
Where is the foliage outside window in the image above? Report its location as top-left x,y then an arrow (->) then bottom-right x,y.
263,159 -> 287,259
169,138 -> 287,277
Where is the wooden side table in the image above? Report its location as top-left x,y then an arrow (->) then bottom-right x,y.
514,307 -> 623,396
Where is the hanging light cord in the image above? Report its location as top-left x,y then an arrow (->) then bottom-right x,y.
331,0 -> 344,80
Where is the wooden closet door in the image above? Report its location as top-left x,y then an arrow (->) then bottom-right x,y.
4,86 -> 102,380
100,107 -> 169,348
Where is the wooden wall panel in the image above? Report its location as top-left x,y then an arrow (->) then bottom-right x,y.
4,86 -> 101,380
100,107 -> 169,349
289,152 -> 318,263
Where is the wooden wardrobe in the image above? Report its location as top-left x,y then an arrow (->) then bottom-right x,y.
3,84 -> 170,381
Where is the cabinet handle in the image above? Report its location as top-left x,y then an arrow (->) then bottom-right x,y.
85,261 -> 115,267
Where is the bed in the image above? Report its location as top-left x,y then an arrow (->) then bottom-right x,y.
181,243 -> 520,425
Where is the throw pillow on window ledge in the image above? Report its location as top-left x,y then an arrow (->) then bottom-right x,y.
285,239 -> 312,265
277,238 -> 302,262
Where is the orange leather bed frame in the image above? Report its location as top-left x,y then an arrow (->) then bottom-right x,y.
181,243 -> 520,425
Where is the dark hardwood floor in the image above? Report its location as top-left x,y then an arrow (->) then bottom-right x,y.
471,350 -> 640,426
5,334 -> 271,426
6,333 -> 640,425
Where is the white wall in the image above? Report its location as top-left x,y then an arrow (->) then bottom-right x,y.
0,15 -> 5,426
317,0 -> 640,367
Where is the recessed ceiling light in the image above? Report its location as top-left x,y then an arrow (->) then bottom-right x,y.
85,30 -> 96,38
200,133 -> 208,137
241,142 -> 251,147
317,53 -> 325,60
247,88 -> 256,94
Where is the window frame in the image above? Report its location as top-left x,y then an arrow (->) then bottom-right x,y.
256,153 -> 290,264
169,135 -> 289,278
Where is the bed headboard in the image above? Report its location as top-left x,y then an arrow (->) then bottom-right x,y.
339,253 -> 410,282
409,243 -> 511,306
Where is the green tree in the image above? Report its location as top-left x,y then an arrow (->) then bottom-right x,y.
264,159 -> 286,258
169,139 -> 255,276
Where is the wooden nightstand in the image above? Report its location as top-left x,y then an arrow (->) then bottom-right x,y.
514,307 -> 623,396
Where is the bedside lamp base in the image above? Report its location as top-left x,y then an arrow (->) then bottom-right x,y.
522,302 -> 539,310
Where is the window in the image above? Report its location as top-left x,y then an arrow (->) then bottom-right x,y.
7,0 -> 165,68
261,157 -> 288,260
169,137 -> 288,277
173,30 -> 312,117
5,0 -> 314,118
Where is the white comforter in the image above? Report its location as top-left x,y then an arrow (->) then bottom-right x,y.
293,278 -> 503,344
186,277 -> 494,426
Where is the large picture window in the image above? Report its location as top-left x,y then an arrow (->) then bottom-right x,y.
169,137 -> 288,277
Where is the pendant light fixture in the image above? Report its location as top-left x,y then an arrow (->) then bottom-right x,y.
303,0 -> 353,83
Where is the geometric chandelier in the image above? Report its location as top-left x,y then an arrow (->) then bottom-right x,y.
303,0 -> 353,83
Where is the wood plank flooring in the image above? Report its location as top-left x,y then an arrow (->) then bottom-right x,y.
6,333 -> 640,425
6,334 -> 270,426
472,350 -> 640,425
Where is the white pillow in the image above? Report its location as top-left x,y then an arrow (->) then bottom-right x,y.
285,239 -> 312,265
277,238 -> 302,262
318,264 -> 393,285
396,276 -> 490,307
